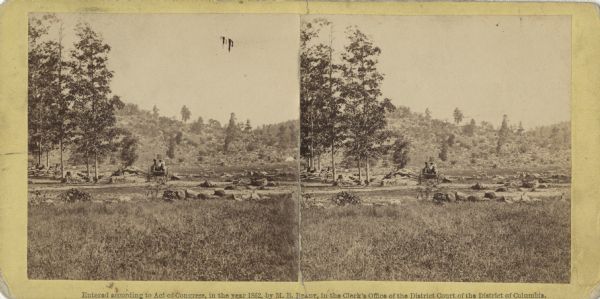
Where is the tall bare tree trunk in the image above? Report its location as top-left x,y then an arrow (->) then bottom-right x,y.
365,158 -> 370,185
45,150 -> 49,169
357,158 -> 362,185
94,152 -> 99,182
37,142 -> 41,166
331,142 -> 336,182
60,140 -> 64,178
86,156 -> 90,180
317,155 -> 321,172
58,24 -> 64,179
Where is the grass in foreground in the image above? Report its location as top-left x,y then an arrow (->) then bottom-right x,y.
28,195 -> 298,281
301,199 -> 570,282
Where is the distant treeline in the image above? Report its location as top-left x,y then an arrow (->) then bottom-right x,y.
117,103 -> 298,166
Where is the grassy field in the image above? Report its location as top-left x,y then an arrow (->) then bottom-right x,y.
28,194 -> 298,281
301,199 -> 570,282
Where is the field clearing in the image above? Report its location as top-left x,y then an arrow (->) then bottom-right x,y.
301,197 -> 570,282
28,193 -> 298,281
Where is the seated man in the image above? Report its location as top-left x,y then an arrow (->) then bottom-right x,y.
157,160 -> 166,172
429,162 -> 437,175
422,162 -> 430,174
151,159 -> 158,172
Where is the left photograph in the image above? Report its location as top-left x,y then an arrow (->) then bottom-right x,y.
27,13 -> 300,281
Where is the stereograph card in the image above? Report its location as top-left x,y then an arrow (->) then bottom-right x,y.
0,1 -> 599,299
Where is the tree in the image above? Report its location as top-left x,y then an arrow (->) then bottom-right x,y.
174,131 -> 183,145
463,118 -> 476,136
300,18 -> 330,171
274,125 -> 286,148
517,121 -> 524,135
289,123 -> 298,149
425,108 -> 432,119
447,134 -> 456,147
181,105 -> 191,123
166,138 -> 176,159
69,22 -> 124,181
439,141 -> 449,161
244,119 -> 252,132
391,135 -> 410,169
207,119 -> 221,130
28,14 -> 57,169
190,116 -> 204,134
453,108 -> 464,125
119,131 -> 139,167
152,105 -> 159,117
224,113 -> 240,153
340,27 -> 395,184
496,114 -> 510,154
28,14 -> 76,177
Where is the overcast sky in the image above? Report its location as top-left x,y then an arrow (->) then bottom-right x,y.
39,14 -> 570,129
304,15 -> 571,129
45,13 -> 300,126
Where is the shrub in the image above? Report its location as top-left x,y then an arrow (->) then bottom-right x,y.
330,191 -> 361,206
60,188 -> 92,203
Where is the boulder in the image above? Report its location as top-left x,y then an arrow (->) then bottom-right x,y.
333,180 -> 353,187
199,180 -> 216,188
250,178 -> 268,187
467,195 -> 482,202
504,181 -> 520,188
484,192 -> 496,199
521,180 -> 539,188
495,187 -> 508,192
380,177 -> 416,187
454,191 -> 467,201
184,189 -> 200,199
224,185 -> 238,190
433,192 -> 447,202
433,192 -> 455,202
446,192 -> 456,202
214,189 -> 226,197
471,182 -> 486,190
497,196 -> 515,203
249,191 -> 261,201
266,181 -> 279,187
197,193 -> 210,200
176,190 -> 188,199
162,190 -> 179,202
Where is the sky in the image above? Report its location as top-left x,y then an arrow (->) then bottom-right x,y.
43,13 -> 300,126
304,15 -> 571,129
36,14 -> 570,129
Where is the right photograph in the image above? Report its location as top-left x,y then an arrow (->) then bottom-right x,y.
299,15 -> 571,282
